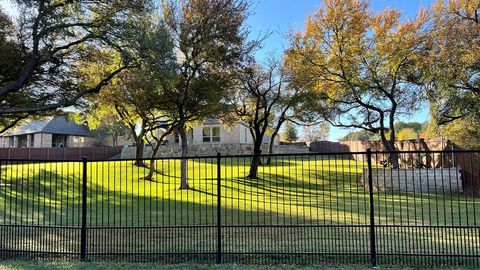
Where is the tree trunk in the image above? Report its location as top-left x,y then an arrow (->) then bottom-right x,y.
145,159 -> 156,181
387,140 -> 399,169
388,104 -> 399,168
144,128 -> 175,181
112,135 -> 118,147
135,141 -> 145,167
380,133 -> 399,169
178,124 -> 190,189
248,140 -> 263,179
265,131 -> 278,165
145,143 -> 161,181
126,118 -> 146,167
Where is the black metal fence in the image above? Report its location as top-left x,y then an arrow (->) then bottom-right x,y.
0,150 -> 479,267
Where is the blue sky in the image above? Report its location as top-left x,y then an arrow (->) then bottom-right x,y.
1,0 -> 435,140
247,0 -> 435,57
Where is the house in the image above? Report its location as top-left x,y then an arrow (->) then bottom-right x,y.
120,119 -> 307,158
163,119 -> 279,146
0,116 -> 97,148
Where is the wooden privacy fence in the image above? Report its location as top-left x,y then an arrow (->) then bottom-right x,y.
454,151 -> 480,196
310,139 -> 480,196
0,146 -> 124,161
310,139 -> 451,167
310,139 -> 449,154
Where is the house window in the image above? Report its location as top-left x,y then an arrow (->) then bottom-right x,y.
202,127 -> 210,142
18,135 -> 28,148
52,134 -> 68,147
212,127 -> 220,142
203,126 -> 220,143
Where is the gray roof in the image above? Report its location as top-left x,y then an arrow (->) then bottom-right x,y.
3,116 -> 94,137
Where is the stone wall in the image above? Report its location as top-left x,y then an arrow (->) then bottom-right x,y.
361,168 -> 463,193
36,133 -> 52,148
121,143 -> 310,159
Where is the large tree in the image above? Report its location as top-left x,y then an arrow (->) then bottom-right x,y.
424,117 -> 480,149
424,0 -> 480,125
419,0 -> 480,147
228,59 -> 289,178
0,8 -> 30,132
302,123 -> 330,144
84,21 -> 176,166
77,113 -> 131,147
264,78 -> 312,165
161,0 -> 255,188
80,15 -> 177,166
282,122 -> 298,143
286,0 -> 428,167
0,0 -> 149,132
95,69 -> 174,167
340,129 -> 376,142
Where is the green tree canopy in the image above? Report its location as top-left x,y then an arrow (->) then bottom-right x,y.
282,122 -> 299,143
161,0 -> 256,188
423,0 -> 480,126
226,57 -> 290,178
340,130 -> 376,142
0,1 -> 151,132
395,122 -> 424,134
286,0 -> 429,167
79,13 -> 178,166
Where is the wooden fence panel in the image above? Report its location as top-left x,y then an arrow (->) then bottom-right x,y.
455,152 -> 480,196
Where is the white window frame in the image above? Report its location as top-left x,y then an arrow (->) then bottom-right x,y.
202,126 -> 220,143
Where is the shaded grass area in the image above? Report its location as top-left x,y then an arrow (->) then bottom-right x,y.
0,156 -> 479,265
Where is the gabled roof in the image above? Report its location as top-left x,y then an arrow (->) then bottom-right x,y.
3,116 -> 94,137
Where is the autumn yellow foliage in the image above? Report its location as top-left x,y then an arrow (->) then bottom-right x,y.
285,0 -> 428,153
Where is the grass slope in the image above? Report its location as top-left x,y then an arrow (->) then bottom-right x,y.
0,156 -> 478,265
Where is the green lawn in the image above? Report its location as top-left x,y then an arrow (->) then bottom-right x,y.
0,156 -> 479,265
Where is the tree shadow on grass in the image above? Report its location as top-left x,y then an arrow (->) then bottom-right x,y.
0,171 -> 376,264
0,163 -> 478,264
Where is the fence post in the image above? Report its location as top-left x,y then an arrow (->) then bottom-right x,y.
216,152 -> 222,264
80,157 -> 88,260
366,148 -> 377,267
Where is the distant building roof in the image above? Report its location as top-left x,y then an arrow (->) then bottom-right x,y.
3,116 -> 94,137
